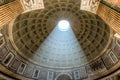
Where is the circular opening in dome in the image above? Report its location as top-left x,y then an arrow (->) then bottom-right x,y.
58,20 -> 70,31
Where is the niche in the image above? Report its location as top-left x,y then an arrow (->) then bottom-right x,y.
56,74 -> 72,80
116,39 -> 120,47
0,33 -> 5,47
47,71 -> 54,80
17,63 -> 26,74
74,70 -> 80,79
109,51 -> 118,64
2,52 -> 14,66
32,69 -> 40,79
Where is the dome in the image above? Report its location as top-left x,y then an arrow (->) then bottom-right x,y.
9,1 -> 111,68
2,0 -> 120,80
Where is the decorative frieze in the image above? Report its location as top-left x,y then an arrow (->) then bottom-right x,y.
80,0 -> 100,14
21,0 -> 44,11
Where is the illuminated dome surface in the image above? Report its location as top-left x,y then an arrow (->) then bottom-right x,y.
9,1 -> 111,68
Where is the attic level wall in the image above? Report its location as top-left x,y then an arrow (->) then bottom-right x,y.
0,0 -> 120,80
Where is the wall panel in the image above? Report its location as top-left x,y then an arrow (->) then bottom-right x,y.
97,3 -> 120,35
0,0 -> 24,27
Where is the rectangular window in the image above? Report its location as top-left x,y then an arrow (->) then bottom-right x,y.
0,46 -> 8,61
32,69 -> 40,79
116,39 -> 120,47
2,52 -> 14,66
17,63 -> 26,74
0,37 -> 5,48
47,71 -> 54,80
109,51 -> 118,63
74,70 -> 80,79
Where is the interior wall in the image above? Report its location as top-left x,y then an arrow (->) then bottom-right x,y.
0,0 -> 15,6
0,0 -> 23,28
0,0 -> 120,80
0,25 -> 120,80
105,0 -> 120,7
100,69 -> 120,80
97,1 -> 120,35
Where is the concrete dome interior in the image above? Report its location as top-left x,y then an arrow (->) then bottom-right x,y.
11,9 -> 111,68
0,0 -> 120,80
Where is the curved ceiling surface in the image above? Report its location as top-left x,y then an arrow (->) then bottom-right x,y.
10,0 -> 111,68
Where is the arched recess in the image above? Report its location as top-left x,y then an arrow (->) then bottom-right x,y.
55,73 -> 72,80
